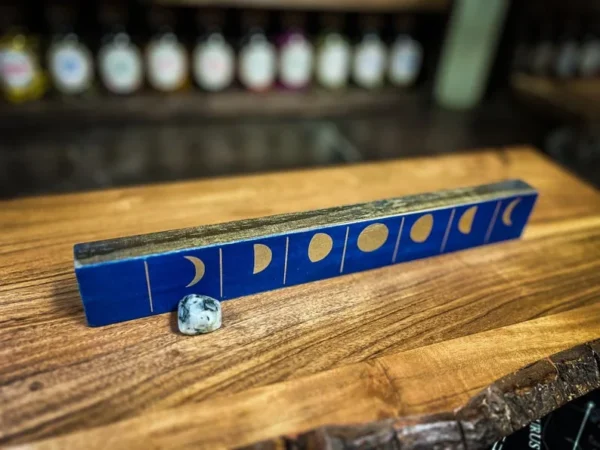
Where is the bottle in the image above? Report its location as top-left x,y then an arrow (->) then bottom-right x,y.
530,19 -> 556,77
145,6 -> 188,93
0,2 -> 46,103
278,12 -> 313,90
511,12 -> 533,75
238,11 -> 276,92
97,1 -> 143,95
580,20 -> 600,77
46,1 -> 93,95
433,0 -> 509,109
315,14 -> 351,90
192,9 -> 234,92
352,15 -> 387,89
388,15 -> 423,87
554,18 -> 581,79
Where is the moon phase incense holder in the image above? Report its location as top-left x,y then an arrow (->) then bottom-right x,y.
74,180 -> 537,326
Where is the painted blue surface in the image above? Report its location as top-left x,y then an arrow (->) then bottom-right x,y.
75,192 -> 537,327
148,246 -> 221,314
286,226 -> 348,286
76,259 -> 149,326
488,195 -> 538,244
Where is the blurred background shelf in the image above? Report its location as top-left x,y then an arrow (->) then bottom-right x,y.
512,74 -> 600,124
154,0 -> 450,12
0,88 -> 426,128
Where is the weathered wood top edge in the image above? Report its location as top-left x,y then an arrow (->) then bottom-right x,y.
242,340 -> 600,450
74,179 -> 536,266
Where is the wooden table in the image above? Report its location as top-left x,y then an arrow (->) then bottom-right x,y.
1,147 -> 599,449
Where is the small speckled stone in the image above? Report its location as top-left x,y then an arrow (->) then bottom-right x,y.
178,294 -> 222,335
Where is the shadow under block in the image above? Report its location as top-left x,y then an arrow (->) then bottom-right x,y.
74,180 -> 538,326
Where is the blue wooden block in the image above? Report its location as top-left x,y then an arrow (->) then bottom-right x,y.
74,180 -> 537,326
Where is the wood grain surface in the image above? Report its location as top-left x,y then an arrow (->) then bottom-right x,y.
12,307 -> 600,450
1,147 -> 600,448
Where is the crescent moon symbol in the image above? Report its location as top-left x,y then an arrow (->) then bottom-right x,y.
184,256 -> 205,287
253,244 -> 272,274
458,206 -> 478,235
502,198 -> 521,226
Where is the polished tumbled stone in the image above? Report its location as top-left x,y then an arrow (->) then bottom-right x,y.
178,294 -> 222,335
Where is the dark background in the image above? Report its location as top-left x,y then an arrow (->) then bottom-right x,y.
1,0 -> 599,199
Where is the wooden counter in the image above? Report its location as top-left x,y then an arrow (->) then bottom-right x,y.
1,147 -> 599,449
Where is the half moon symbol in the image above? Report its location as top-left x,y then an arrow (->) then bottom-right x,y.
410,214 -> 434,243
184,256 -> 205,287
308,233 -> 333,262
502,198 -> 521,226
458,206 -> 478,235
253,244 -> 272,274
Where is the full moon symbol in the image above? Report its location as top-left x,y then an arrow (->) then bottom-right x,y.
184,256 -> 205,287
458,206 -> 478,235
502,198 -> 521,226
308,233 -> 333,262
357,223 -> 389,252
410,214 -> 434,243
253,243 -> 272,274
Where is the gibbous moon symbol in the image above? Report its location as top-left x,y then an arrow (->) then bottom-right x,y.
184,256 -> 205,287
357,223 -> 389,252
458,206 -> 478,235
308,233 -> 333,262
502,198 -> 521,226
410,214 -> 434,243
253,243 -> 272,274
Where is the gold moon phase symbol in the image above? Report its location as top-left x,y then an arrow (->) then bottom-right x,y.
184,256 -> 205,287
410,214 -> 434,243
253,244 -> 272,274
357,223 -> 389,252
458,206 -> 478,235
502,198 -> 521,226
308,233 -> 333,262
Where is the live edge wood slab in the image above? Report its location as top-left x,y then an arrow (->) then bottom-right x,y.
1,147 -> 600,449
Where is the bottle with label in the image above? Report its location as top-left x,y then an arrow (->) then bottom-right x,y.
554,18 -> 581,79
580,20 -> 600,77
353,15 -> 387,89
46,1 -> 94,95
278,12 -> 313,90
97,2 -> 143,95
145,6 -> 188,93
315,14 -> 351,90
238,11 -> 276,92
388,15 -> 423,88
0,3 -> 46,103
193,9 -> 234,92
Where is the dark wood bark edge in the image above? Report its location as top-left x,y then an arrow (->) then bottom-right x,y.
240,340 -> 600,450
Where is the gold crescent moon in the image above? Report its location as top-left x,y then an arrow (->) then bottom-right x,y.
410,214 -> 434,243
308,233 -> 333,262
184,256 -> 205,287
502,198 -> 521,226
357,223 -> 389,252
253,244 -> 272,274
458,206 -> 478,235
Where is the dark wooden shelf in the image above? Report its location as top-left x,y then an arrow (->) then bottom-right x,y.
0,88 -> 425,128
153,0 -> 449,12
511,73 -> 600,123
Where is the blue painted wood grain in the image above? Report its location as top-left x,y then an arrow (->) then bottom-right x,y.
75,189 -> 537,327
